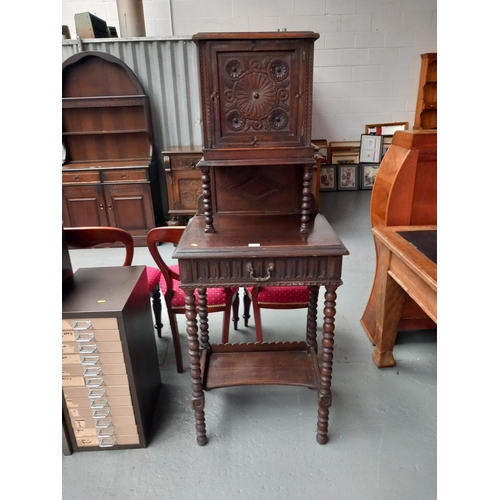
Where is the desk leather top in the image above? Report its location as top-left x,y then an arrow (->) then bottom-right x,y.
397,230 -> 437,264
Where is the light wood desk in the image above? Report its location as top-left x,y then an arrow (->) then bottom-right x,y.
371,225 -> 437,368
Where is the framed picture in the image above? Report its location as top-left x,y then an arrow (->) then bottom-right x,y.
360,134 -> 382,163
320,165 -> 337,191
360,163 -> 380,190
337,164 -> 359,191
331,151 -> 360,165
364,121 -> 409,135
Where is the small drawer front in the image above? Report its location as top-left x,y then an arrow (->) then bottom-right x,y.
62,318 -> 118,331
62,328 -> 121,343
62,374 -> 129,388
63,352 -> 125,365
68,405 -> 135,419
64,395 -> 133,408
62,341 -> 123,355
70,414 -> 136,428
62,171 -> 100,184
75,434 -> 140,448
63,385 -> 131,399
169,155 -> 201,170
101,169 -> 148,182
63,363 -> 127,377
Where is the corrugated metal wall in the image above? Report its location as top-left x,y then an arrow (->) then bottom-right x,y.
62,37 -> 203,153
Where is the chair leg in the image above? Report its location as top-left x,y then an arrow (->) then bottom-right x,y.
232,289 -> 240,330
151,284 -> 163,338
166,303 -> 183,373
221,289 -> 234,344
243,289 -> 251,327
251,288 -> 263,343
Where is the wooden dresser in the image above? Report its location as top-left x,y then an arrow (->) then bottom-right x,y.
173,32 -> 349,446
62,51 -> 164,246
62,266 -> 161,451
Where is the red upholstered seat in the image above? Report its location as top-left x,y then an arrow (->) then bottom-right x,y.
243,285 -> 314,343
247,285 -> 310,306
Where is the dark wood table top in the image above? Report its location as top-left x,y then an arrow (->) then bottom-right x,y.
172,213 -> 349,260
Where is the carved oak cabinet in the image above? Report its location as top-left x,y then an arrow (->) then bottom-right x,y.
62,52 -> 164,246
172,32 -> 349,446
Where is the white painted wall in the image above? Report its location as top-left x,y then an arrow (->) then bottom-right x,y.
61,0 -> 437,141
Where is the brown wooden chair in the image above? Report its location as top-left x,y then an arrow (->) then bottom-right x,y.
63,226 -> 165,346
243,286 -> 313,342
147,226 -> 240,373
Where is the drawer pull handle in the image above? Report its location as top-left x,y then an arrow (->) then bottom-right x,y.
72,321 -> 92,330
75,332 -> 95,342
81,355 -> 100,365
88,389 -> 106,398
90,399 -> 108,409
121,173 -> 129,179
93,409 -> 110,418
73,175 -> 82,181
86,377 -> 104,387
95,418 -> 113,428
246,262 -> 274,282
79,344 -> 97,354
84,366 -> 102,376
99,437 -> 116,447
189,161 -> 196,168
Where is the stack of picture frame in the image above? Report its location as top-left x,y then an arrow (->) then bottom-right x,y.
317,122 -> 408,192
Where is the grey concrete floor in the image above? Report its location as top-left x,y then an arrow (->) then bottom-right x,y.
62,190 -> 437,499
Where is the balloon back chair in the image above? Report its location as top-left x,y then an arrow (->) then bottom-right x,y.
147,226 -> 240,373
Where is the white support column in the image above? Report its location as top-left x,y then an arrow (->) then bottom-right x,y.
116,0 -> 146,37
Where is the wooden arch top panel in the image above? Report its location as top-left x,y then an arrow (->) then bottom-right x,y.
62,51 -> 144,98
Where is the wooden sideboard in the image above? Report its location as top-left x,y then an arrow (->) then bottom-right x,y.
62,51 -> 164,246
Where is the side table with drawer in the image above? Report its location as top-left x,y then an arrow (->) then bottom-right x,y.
162,147 -> 203,225
62,266 -> 161,452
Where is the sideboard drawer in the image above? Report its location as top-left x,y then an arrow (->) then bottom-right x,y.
101,169 -> 148,182
169,155 -> 201,170
62,171 -> 100,184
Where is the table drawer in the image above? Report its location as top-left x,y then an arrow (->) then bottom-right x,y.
179,255 -> 343,287
62,171 -> 100,184
101,169 -> 148,182
62,363 -> 127,377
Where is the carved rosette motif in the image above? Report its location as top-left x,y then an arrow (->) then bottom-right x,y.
223,57 -> 290,133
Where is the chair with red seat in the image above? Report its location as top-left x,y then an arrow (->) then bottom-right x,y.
63,226 -> 165,343
147,226 -> 240,373
243,285 -> 314,342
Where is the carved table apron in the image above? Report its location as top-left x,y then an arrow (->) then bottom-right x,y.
172,213 -> 349,445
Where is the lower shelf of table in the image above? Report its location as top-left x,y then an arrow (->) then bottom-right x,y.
200,341 -> 320,390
